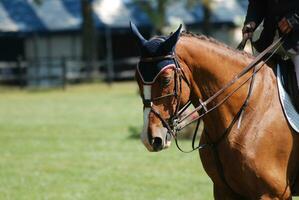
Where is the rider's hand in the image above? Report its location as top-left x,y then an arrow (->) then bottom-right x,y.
242,22 -> 256,40
278,17 -> 293,34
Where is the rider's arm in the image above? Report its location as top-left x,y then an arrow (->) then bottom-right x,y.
244,0 -> 266,28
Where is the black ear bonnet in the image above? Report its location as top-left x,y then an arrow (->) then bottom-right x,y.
130,22 -> 182,84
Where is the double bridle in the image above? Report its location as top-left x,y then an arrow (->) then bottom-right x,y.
139,37 -> 284,153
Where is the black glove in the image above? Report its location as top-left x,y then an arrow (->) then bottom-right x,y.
242,22 -> 256,40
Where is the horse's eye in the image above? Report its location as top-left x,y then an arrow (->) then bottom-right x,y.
161,78 -> 171,87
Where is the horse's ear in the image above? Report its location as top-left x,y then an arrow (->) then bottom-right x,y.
163,24 -> 182,53
130,22 -> 147,48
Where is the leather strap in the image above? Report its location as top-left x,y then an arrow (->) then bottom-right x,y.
237,38 -> 248,50
178,36 -> 285,129
140,55 -> 175,62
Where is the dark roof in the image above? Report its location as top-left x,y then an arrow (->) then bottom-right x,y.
0,0 -> 247,34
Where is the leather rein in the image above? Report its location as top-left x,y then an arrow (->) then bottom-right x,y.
139,37 -> 284,153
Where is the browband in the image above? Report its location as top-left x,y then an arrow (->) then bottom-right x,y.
137,64 -> 176,85
140,54 -> 175,62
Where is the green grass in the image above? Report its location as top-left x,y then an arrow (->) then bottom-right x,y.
0,82 -> 213,200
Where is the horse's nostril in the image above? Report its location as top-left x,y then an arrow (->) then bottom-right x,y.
152,137 -> 163,151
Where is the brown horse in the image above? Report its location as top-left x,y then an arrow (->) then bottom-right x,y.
131,22 -> 299,199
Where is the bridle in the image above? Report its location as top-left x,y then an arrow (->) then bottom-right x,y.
139,54 -> 190,144
138,36 -> 285,153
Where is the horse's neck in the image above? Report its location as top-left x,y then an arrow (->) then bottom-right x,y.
177,36 -> 271,140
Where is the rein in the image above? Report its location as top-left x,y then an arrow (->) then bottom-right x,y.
139,36 -> 284,153
177,37 -> 284,131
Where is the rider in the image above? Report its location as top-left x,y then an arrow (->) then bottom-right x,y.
242,0 -> 299,87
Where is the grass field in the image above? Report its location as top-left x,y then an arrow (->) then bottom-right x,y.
0,82 -> 213,200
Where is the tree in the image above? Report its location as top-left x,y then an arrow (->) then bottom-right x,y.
33,0 -> 42,5
135,0 -> 212,34
81,0 -> 97,80
135,0 -> 168,34
202,0 -> 212,34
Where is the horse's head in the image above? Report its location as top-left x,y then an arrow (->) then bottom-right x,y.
130,22 -> 190,152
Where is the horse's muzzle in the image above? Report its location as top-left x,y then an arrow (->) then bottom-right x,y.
152,130 -> 173,152
152,137 -> 163,151
141,127 -> 172,152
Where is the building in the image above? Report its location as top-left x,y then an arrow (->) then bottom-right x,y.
0,0 -> 247,87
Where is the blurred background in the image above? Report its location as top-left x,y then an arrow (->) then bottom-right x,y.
0,0 -> 248,87
0,0 -> 250,200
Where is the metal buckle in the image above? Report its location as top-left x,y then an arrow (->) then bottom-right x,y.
172,118 -> 180,133
199,99 -> 208,112
143,99 -> 152,107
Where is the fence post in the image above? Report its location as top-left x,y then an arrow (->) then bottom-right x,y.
62,56 -> 66,90
105,27 -> 114,84
17,56 -> 25,89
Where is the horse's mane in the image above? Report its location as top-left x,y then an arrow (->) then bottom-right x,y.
180,31 -> 254,59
